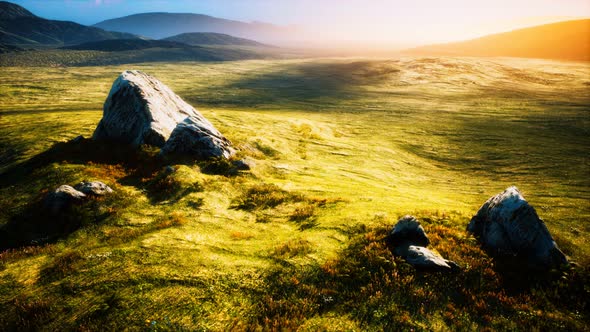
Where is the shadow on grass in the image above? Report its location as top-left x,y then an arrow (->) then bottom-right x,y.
0,137 -> 243,188
0,137 -> 230,250
0,188 -> 132,252
0,138 -> 162,188
194,60 -> 401,109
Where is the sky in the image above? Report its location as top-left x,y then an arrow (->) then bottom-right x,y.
6,0 -> 590,45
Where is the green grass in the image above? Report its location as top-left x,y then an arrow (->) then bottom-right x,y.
0,56 -> 589,330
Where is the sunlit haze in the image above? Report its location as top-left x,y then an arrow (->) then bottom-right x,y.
6,0 -> 590,46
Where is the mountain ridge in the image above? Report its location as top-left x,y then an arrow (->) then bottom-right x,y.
162,32 -> 267,47
93,12 -> 295,43
0,1 -> 139,47
406,19 -> 590,61
0,1 -> 36,20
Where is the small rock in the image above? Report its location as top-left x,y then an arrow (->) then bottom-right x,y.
468,186 -> 568,269
74,181 -> 113,196
405,245 -> 459,271
44,185 -> 86,215
160,115 -> 235,159
388,215 -> 458,271
389,215 -> 429,247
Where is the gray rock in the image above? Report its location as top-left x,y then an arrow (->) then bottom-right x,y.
389,215 -> 429,247
468,186 -> 568,268
160,115 -> 235,159
44,185 -> 86,215
93,70 -> 220,148
404,245 -> 459,271
74,181 -> 113,196
388,215 -> 458,271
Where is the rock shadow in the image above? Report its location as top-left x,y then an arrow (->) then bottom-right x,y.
0,193 -> 114,251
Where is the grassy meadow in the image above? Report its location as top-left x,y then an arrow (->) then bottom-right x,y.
0,57 -> 589,330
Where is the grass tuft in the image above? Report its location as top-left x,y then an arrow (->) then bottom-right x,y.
273,239 -> 314,259
233,183 -> 305,210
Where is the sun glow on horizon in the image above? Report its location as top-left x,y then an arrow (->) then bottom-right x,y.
7,0 -> 590,46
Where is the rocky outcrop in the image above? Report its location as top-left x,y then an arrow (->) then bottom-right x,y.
44,185 -> 86,215
468,186 -> 568,268
388,215 -> 458,271
74,181 -> 113,196
160,115 -> 235,159
93,71 -> 232,157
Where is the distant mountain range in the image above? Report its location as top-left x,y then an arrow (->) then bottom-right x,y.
0,2 -> 284,66
0,1 -> 137,46
1,1 -> 588,63
406,19 -> 590,61
0,2 -> 273,50
163,32 -> 267,47
93,12 -> 295,43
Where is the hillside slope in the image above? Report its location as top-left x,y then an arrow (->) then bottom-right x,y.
0,0 -> 36,19
162,32 -> 267,47
0,45 -> 283,66
61,39 -> 188,52
94,12 -> 294,43
406,19 -> 590,61
0,1 -> 138,47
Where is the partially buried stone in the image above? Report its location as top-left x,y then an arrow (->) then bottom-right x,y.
405,245 -> 459,270
74,181 -> 113,196
388,215 -> 458,271
44,185 -> 86,215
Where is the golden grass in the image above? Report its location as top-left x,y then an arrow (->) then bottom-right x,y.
0,57 -> 588,330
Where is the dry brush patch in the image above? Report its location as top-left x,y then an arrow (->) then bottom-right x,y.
242,221 -> 589,330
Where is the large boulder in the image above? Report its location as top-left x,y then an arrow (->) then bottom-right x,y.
160,115 -> 235,159
388,215 -> 458,271
44,185 -> 86,215
93,70 -> 230,153
468,186 -> 568,268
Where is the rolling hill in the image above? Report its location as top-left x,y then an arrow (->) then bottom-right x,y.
0,0 -> 36,19
0,1 -> 138,47
94,12 -> 295,43
162,32 -> 267,47
0,42 -> 21,53
406,19 -> 590,61
61,39 -> 188,52
0,44 -> 284,66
